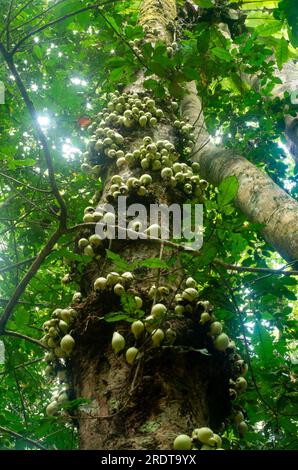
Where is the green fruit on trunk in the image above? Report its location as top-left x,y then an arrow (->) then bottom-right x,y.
112,332 -> 125,354
173,434 -> 192,450
126,347 -> 138,365
60,334 -> 75,354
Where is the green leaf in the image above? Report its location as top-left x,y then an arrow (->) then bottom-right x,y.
211,47 -> 232,62
275,37 -> 289,70
104,311 -> 135,323
33,45 -> 42,60
255,20 -> 283,37
217,176 -> 239,208
196,0 -> 214,7
105,250 -> 131,271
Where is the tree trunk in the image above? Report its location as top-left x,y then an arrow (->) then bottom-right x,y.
68,0 -> 234,450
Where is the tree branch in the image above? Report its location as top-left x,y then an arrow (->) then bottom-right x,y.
4,329 -> 48,349
0,425 -> 48,450
0,257 -> 36,274
67,223 -> 298,276
10,0 -> 122,55
0,228 -> 65,332
0,43 -> 67,229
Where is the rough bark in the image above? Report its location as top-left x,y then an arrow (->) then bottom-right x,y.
68,0 -> 234,450
182,82 -> 298,264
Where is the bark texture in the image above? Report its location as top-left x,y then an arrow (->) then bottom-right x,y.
182,83 -> 298,264
69,0 -> 234,450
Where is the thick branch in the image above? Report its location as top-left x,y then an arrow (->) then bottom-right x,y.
181,83 -> 298,264
0,229 -> 64,332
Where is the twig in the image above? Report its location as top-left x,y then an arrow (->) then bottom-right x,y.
0,257 -> 36,274
0,425 -> 48,450
0,171 -> 52,193
4,329 -> 48,349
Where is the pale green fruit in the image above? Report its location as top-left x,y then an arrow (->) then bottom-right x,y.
161,167 -> 173,179
182,287 -> 198,302
151,303 -> 167,318
78,238 -> 89,248
106,272 -> 120,286
131,320 -> 144,340
192,427 -> 214,444
134,296 -> 143,309
89,234 -> 102,247
112,332 -> 125,354
144,315 -> 158,332
152,328 -> 164,347
185,277 -> 196,288
209,321 -> 222,336
54,347 -> 66,358
200,312 -> 211,324
47,338 -> 57,349
114,283 -> 125,296
237,421 -> 248,436
121,272 -> 134,283
173,434 -> 192,450
234,411 -> 244,424
235,377 -> 247,393
165,328 -> 176,344
139,116 -> 147,127
60,334 -> 75,354
126,347 -> 138,365
57,392 -> 68,404
59,320 -> 69,334
214,333 -> 229,352
94,277 -> 107,291
212,434 -> 222,448
72,292 -> 82,303
175,305 -> 185,315
46,401 -> 58,416
84,245 -> 95,257
83,213 -> 94,223
103,212 -> 116,225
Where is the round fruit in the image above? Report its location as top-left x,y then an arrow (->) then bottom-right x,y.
94,277 -> 107,291
235,377 -> 247,393
214,333 -> 229,352
89,234 -> 102,247
144,315 -> 158,332
185,277 -> 196,288
165,328 -> 176,344
72,292 -> 82,303
192,427 -> 214,444
103,212 -> 116,225
59,320 -> 69,334
106,272 -> 120,286
173,434 -> 192,450
60,334 -> 75,354
212,434 -> 222,448
152,328 -> 164,347
151,303 -> 167,318
237,421 -> 248,436
121,272 -> 134,283
131,320 -> 144,339
114,283 -> 124,296
134,296 -> 143,309
209,321 -> 222,336
126,347 -> 138,365
78,238 -> 89,248
46,401 -> 58,416
84,245 -> 95,257
182,287 -> 198,302
112,332 -> 125,354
